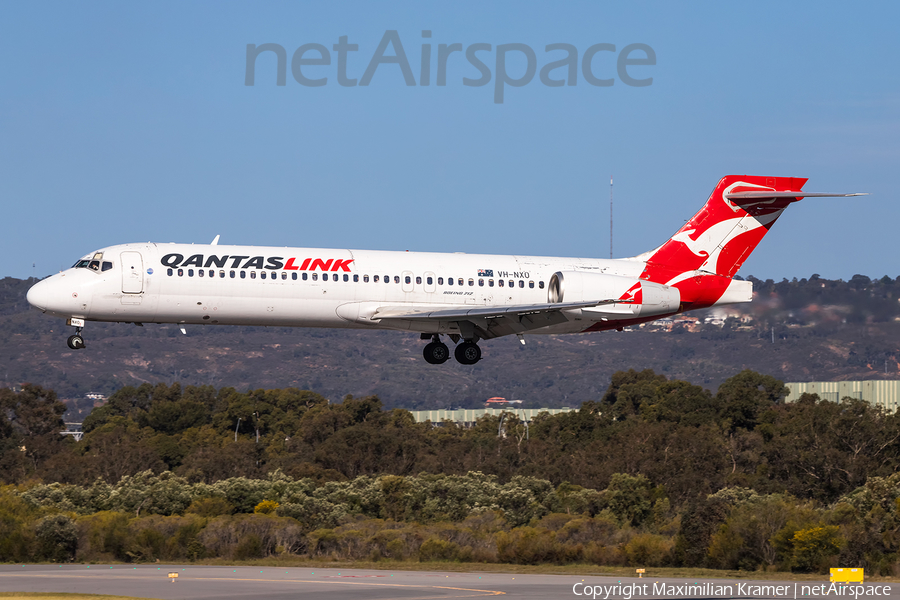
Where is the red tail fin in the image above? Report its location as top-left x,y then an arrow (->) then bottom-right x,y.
639,175 -> 807,306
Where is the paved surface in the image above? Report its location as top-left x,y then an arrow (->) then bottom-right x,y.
0,564 -> 895,600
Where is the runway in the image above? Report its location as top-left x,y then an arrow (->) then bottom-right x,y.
0,564 -> 893,600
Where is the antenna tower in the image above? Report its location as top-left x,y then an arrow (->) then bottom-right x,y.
609,176 -> 613,259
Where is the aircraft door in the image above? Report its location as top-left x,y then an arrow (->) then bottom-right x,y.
401,270 -> 414,293
121,251 -> 144,294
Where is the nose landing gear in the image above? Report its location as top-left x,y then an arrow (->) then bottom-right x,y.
66,332 -> 86,350
65,318 -> 86,350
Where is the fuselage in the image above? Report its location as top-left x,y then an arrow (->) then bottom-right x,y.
26,242 -> 678,336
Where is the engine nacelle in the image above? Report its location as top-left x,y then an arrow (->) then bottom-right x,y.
548,271 -> 680,318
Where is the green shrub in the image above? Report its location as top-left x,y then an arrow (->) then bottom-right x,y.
79,511 -> 131,561
34,514 -> 77,562
624,532 -> 672,567
234,534 -> 263,559
186,497 -> 233,517
791,526 -> 843,572
419,537 -> 460,561
496,527 -> 558,564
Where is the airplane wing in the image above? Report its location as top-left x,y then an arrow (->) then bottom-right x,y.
372,299 -> 621,339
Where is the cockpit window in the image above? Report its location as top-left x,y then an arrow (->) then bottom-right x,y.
73,252 -> 109,272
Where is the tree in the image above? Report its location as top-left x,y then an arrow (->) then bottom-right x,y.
0,384 -> 68,482
715,371 -> 786,432
34,514 -> 78,562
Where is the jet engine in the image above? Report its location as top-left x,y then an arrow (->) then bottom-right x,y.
548,271 -> 680,318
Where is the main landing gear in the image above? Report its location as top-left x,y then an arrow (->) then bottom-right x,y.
454,341 -> 481,365
423,335 -> 451,364
421,335 -> 481,365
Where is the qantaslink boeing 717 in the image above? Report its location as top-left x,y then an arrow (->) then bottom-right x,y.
26,175 -> 863,365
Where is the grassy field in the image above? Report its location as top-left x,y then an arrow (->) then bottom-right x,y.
3,561 -> 894,585
175,558 -> 893,581
0,595 -> 161,600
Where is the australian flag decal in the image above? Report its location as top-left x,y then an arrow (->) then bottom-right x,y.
478,269 -> 494,277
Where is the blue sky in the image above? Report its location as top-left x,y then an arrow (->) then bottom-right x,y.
1,1 -> 896,281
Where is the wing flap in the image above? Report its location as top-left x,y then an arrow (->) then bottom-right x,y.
373,299 -> 619,322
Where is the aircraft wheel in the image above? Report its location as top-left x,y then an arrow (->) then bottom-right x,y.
423,342 -> 450,364
423,342 -> 438,364
454,341 -> 481,365
67,335 -> 86,350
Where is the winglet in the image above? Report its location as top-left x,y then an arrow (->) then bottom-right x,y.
211,235 -> 220,246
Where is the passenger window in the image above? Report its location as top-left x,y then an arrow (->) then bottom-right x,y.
488,279 -> 494,287
230,271 -> 235,278
509,280 -> 514,288
302,273 -> 308,280
353,274 -> 359,282
385,275 -> 390,283
344,274 -> 349,282
260,271 -> 266,279
199,269 -> 204,278
178,269 -> 183,277
312,273 -> 318,281
529,281 -> 535,288
448,278 -> 453,286
416,276 -> 421,285
459,278 -> 464,286
167,268 -> 173,276
498,279 -> 504,287
394,276 -> 400,284
292,273 -> 297,280
518,280 -> 524,288
280,271 -> 285,280
436,277 -> 442,285
101,261 -> 113,272
539,281 -> 544,289
240,271 -> 246,279
468,279 -> 474,286
478,279 -> 484,286
188,269 -> 194,277
250,271 -> 256,279
219,270 -> 224,278
363,275 -> 369,282
405,276 -> 411,284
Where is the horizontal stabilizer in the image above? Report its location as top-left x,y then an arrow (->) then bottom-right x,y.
724,191 -> 867,202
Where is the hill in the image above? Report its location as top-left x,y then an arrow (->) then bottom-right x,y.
3,274 -> 900,412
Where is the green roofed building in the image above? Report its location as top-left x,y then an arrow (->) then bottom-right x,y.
785,380 -> 900,412
408,407 -> 576,426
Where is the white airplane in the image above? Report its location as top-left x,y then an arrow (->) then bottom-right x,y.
26,175 -> 863,365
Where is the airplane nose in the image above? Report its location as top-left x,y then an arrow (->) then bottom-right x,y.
26,279 -> 54,312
